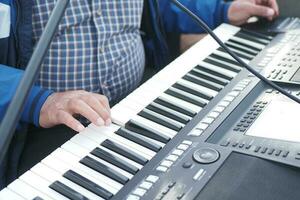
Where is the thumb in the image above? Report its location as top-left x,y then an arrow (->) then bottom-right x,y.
248,4 -> 275,18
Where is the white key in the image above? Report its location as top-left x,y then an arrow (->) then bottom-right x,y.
31,163 -> 104,200
227,46 -> 253,60
160,93 -> 202,113
62,141 -> 134,179
8,179 -> 53,200
0,188 -> 25,200
142,108 -> 185,128
131,115 -> 177,138
19,171 -> 69,200
51,148 -> 121,193
199,61 -> 237,78
177,78 -> 218,97
84,126 -> 156,158
86,124 -> 164,147
42,154 -> 119,195
231,36 -> 265,50
213,50 -> 249,64
112,106 -> 138,126
226,40 -> 258,55
150,102 -> 192,121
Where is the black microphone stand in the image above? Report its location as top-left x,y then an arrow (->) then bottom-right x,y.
0,0 -> 70,165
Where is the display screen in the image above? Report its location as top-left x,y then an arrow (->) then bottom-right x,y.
246,99 -> 300,143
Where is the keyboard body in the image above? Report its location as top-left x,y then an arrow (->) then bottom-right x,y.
1,23 -> 300,200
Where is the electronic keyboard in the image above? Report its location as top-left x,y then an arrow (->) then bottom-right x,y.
1,23 -> 300,200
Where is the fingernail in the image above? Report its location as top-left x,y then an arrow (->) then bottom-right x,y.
97,118 -> 105,126
267,9 -> 275,16
77,124 -> 85,132
105,118 -> 112,126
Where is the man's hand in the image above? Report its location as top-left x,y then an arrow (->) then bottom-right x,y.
228,0 -> 279,26
39,90 -> 111,132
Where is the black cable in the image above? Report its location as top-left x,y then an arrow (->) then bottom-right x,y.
171,0 -> 300,104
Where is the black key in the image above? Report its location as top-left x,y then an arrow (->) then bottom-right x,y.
188,67 -> 229,86
139,109 -> 182,132
80,156 -> 129,185
147,102 -> 190,124
165,88 -> 207,107
91,146 -> 139,174
63,170 -> 113,200
218,47 -> 252,60
225,42 -> 257,57
204,58 -> 241,73
227,38 -> 261,52
49,181 -> 89,200
33,197 -> 44,200
209,53 -> 240,67
116,128 -> 162,152
240,29 -> 273,41
102,140 -> 148,165
154,98 -> 196,117
126,120 -> 171,143
195,64 -> 234,80
236,32 -> 269,45
184,73 -> 223,91
173,82 -> 213,100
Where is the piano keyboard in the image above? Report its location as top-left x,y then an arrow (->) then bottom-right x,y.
0,24 -> 273,200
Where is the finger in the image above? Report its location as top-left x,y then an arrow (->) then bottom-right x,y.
95,94 -> 111,115
249,4 -> 275,18
81,95 -> 111,125
69,99 -> 104,126
268,0 -> 279,16
57,110 -> 85,132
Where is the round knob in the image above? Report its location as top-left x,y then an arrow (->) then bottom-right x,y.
193,147 -> 220,164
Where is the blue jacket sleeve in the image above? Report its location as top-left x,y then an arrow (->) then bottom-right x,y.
0,65 -> 53,126
158,0 -> 231,33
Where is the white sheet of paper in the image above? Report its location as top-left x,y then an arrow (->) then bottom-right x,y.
246,100 -> 300,143
0,3 -> 10,39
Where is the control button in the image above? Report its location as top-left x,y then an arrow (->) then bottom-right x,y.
282,151 -> 289,158
193,148 -> 220,164
132,188 -> 147,197
228,91 -> 240,97
156,166 -> 168,172
182,162 -> 193,169
239,143 -> 245,148
177,193 -> 185,199
220,141 -> 230,147
214,106 -> 225,113
261,147 -> 268,154
219,101 -> 230,107
274,150 -> 282,156
245,144 -> 252,149
182,140 -> 192,145
188,129 -> 203,137
140,181 -> 153,190
208,111 -> 220,118
224,96 -> 235,102
166,154 -> 179,162
268,148 -> 275,155
197,123 -> 209,130
162,187 -> 170,195
232,142 -> 238,147
161,160 -> 173,168
127,195 -> 140,200
254,146 -> 261,152
202,117 -> 214,124
146,175 -> 159,183
193,168 -> 206,180
172,149 -> 184,156
168,182 -> 176,188
177,144 -> 189,151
